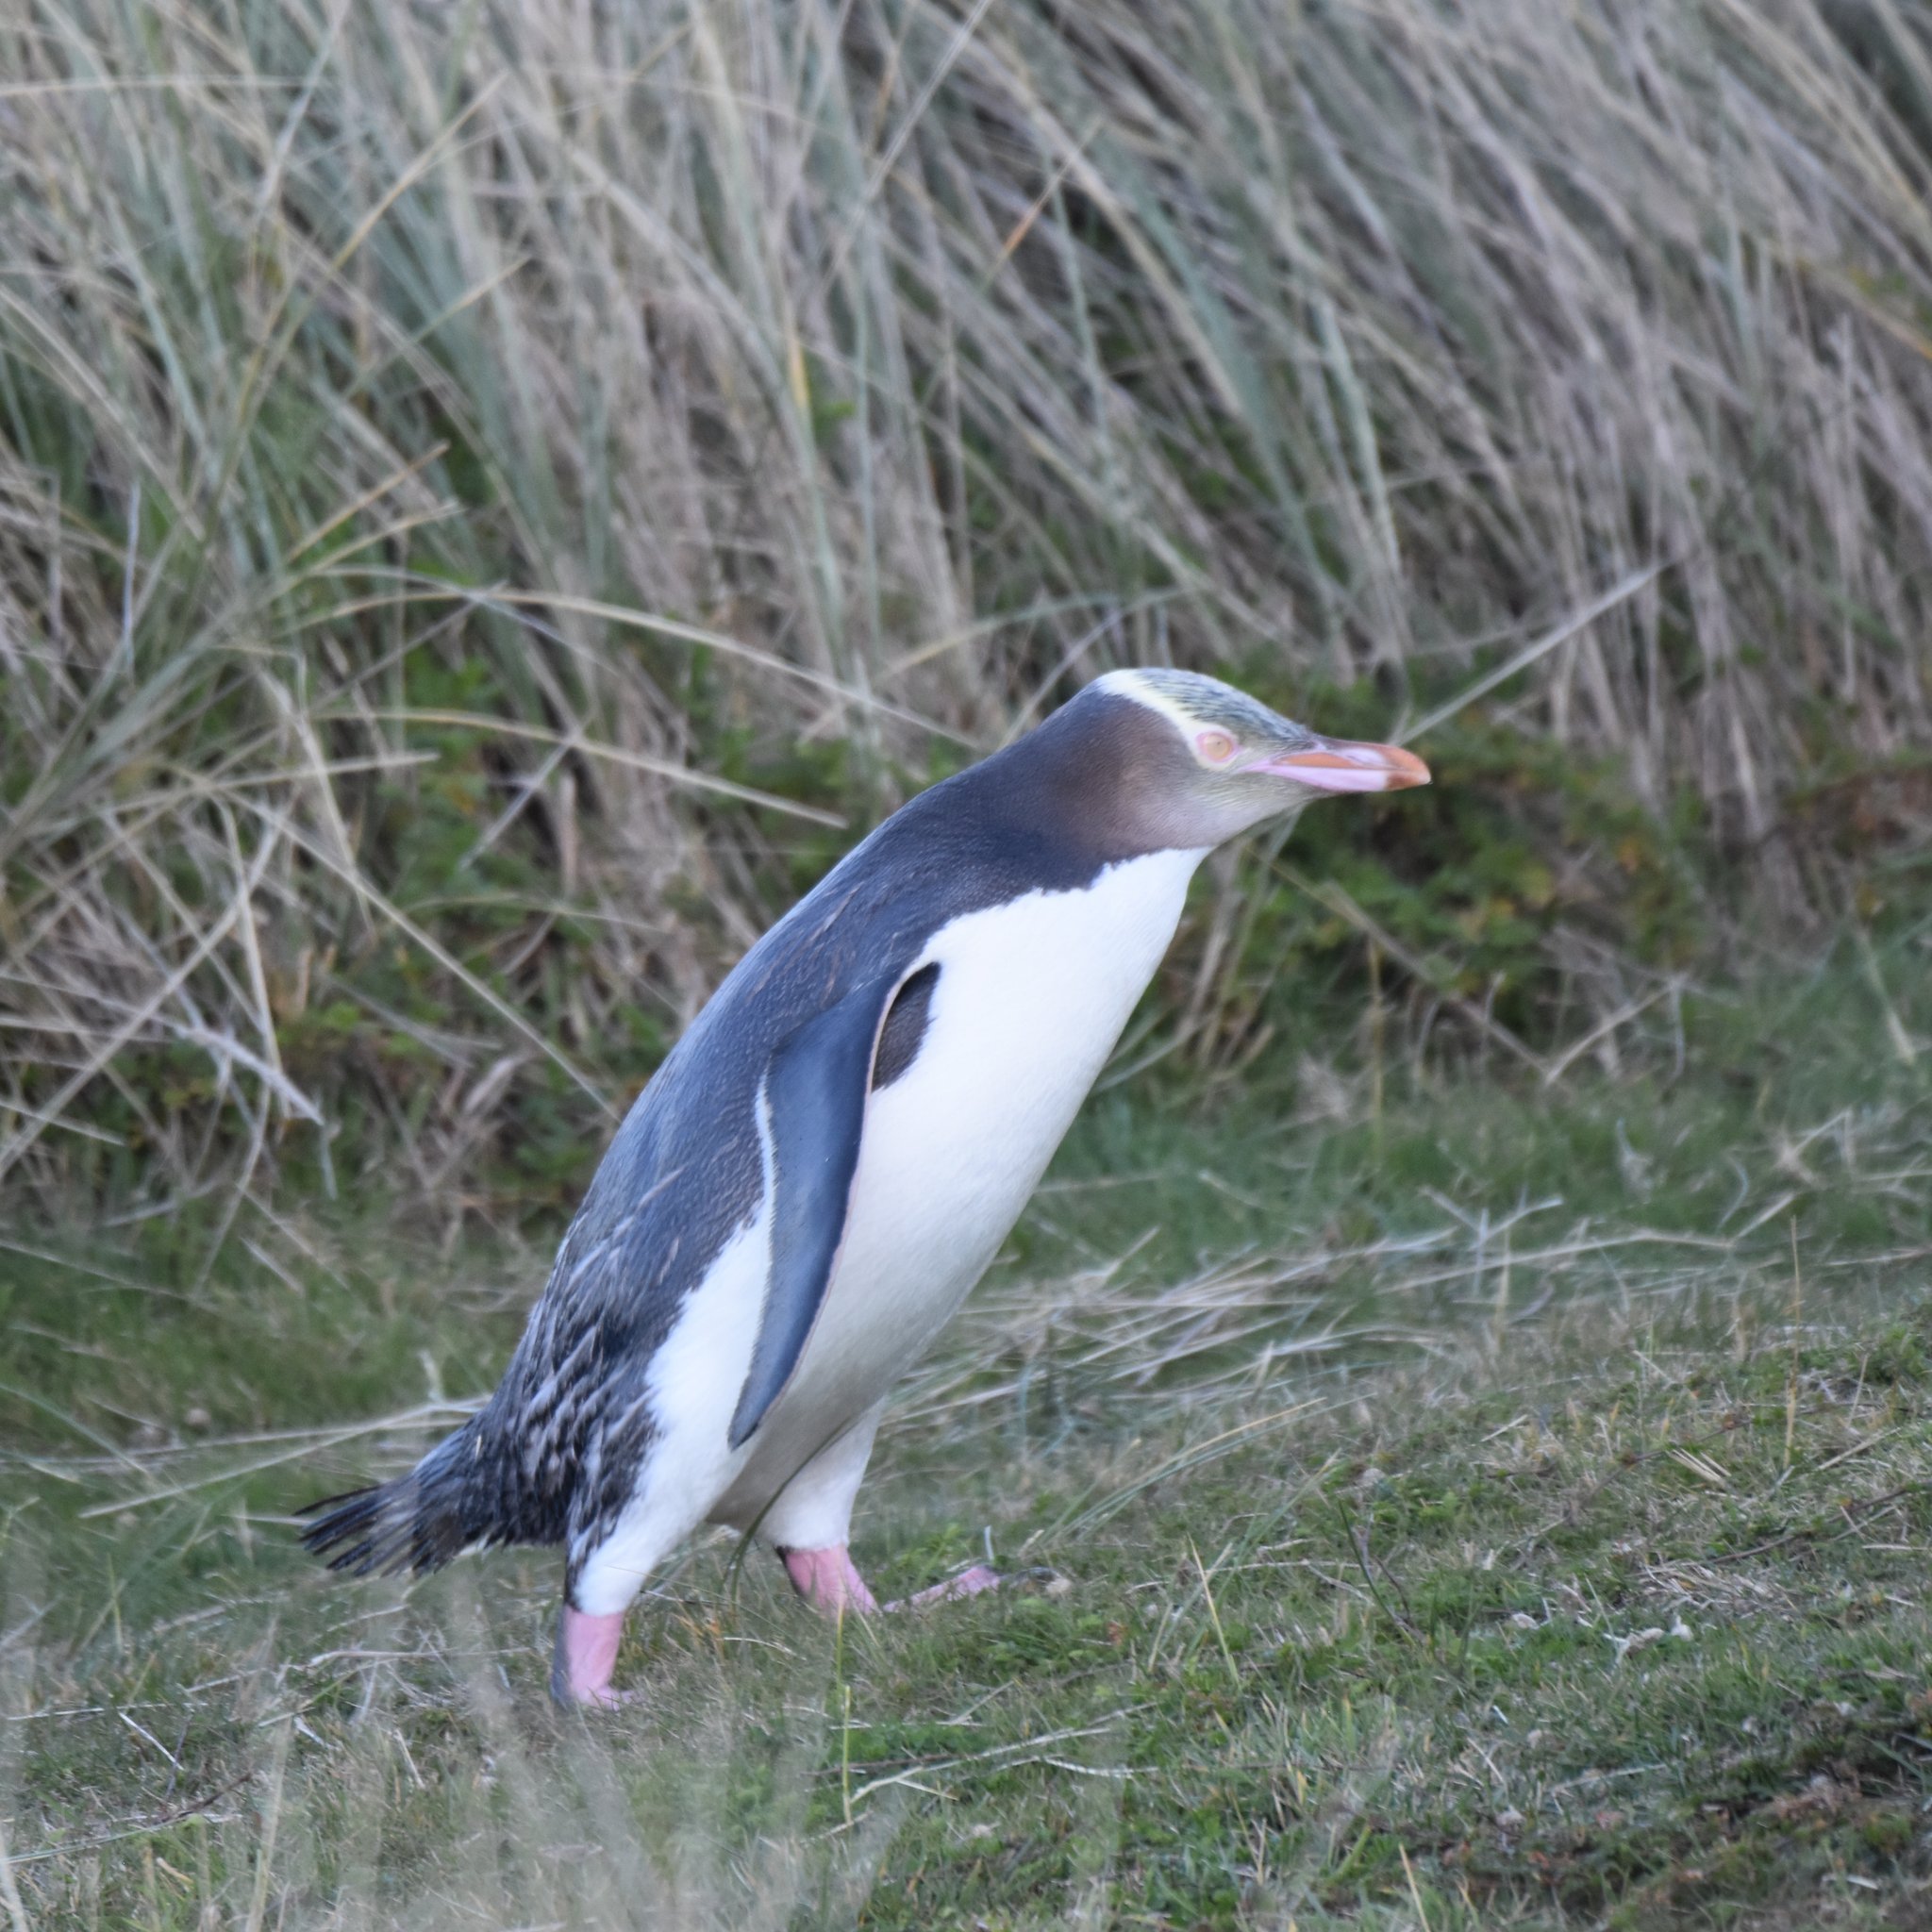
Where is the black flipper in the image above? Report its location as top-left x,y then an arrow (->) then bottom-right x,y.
727,967 -> 910,1449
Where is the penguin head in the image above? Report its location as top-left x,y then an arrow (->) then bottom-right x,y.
1075,668 -> 1429,850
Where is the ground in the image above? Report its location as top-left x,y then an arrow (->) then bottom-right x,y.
4,945 -> 1932,1929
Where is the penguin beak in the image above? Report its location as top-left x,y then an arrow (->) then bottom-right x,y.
1254,735 -> 1431,795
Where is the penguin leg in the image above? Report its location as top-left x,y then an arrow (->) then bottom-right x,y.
764,1405 -> 887,1612
763,1404 -> 1003,1615
553,1465 -> 713,1706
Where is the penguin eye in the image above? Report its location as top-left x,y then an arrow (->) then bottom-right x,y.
1196,729 -> 1238,765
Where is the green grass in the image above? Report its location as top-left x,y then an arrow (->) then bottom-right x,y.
7,953 -> 1932,1927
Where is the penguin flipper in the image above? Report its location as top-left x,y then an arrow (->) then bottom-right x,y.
727,968 -> 903,1449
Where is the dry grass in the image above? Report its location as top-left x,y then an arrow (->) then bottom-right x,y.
4,0 -> 1932,1208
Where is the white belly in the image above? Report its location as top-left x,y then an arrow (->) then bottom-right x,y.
721,845 -> 1204,1510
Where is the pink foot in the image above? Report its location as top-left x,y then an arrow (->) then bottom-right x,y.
781,1543 -> 879,1614
779,1546 -> 1005,1617
551,1606 -> 633,1707
888,1562 -> 1003,1610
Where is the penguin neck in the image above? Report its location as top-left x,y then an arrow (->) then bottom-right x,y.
962,690 -> 1205,870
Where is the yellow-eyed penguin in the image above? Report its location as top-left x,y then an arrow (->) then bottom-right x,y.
303,670 -> 1429,1704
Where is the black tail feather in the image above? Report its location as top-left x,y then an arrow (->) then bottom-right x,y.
299,1428 -> 492,1577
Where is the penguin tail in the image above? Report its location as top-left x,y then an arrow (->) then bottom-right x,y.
299,1422 -> 495,1577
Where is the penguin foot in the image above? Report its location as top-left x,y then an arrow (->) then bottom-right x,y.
780,1543 -> 880,1614
781,1547 -> 1009,1618
574,1683 -> 642,1710
886,1563 -> 1003,1611
551,1606 -> 632,1707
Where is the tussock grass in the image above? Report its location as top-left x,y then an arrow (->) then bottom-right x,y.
4,0 -> 1932,1205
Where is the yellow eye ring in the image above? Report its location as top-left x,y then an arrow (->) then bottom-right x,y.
1197,729 -> 1237,764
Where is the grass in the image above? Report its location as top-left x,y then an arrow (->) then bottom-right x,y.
6,943 -> 1932,1927
8,2 -> 1932,1918
7,0 -> 1932,1210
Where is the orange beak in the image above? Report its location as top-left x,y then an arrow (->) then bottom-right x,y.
1254,735 -> 1431,795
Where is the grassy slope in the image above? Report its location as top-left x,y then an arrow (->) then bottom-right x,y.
5,945 -> 1932,1929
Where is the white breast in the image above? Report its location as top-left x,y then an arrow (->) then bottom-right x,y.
730,844 -> 1205,1488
